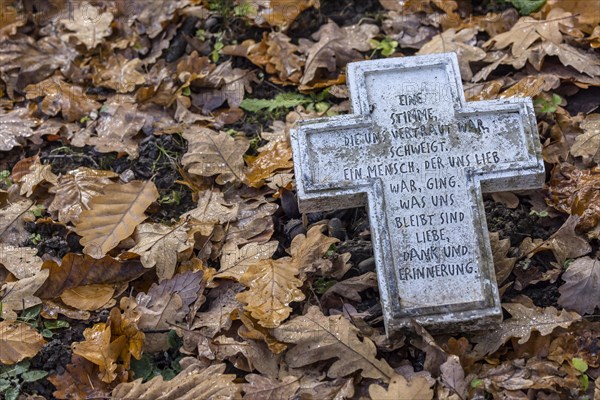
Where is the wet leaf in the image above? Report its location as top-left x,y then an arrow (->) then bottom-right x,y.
252,0 -> 319,29
571,114 -> 600,165
369,374 -> 433,400
75,180 -> 159,258
59,1 -> 113,49
48,355 -> 112,400
542,41 -> 600,77
490,232 -> 516,285
246,139 -> 294,188
243,375 -> 300,400
60,284 -> 115,311
0,108 -> 40,151
182,126 -> 249,185
472,303 -> 580,357
273,306 -> 394,380
558,256 -> 600,315
0,244 -> 42,279
0,320 -> 45,364
1,268 -> 49,320
111,363 -> 241,399
216,241 -> 278,281
18,159 -> 58,197
92,54 -> 146,93
211,335 -> 279,377
48,167 -> 118,224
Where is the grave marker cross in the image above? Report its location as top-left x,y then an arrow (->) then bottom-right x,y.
291,53 -> 544,334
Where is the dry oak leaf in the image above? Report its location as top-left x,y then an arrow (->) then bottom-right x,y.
48,355 -> 112,400
71,322 -> 122,383
490,231 -> 516,285
185,190 -> 239,237
472,303 -> 580,357
266,32 -> 305,84
182,126 -> 249,185
273,306 -> 394,380
417,28 -> 486,81
369,374 -> 433,400
252,0 -> 318,30
0,199 -> 34,245
537,215 -> 591,266
0,107 -> 40,151
48,167 -> 118,224
24,76 -> 101,123
236,257 -> 305,328
243,374 -> 300,400
294,377 -> 355,399
35,253 -> 147,299
59,1 -> 113,49
246,139 -> 294,188
112,363 -> 241,399
225,194 -> 278,245
60,284 -> 115,311
541,41 -> 600,77
546,163 -> 600,230
0,320 -> 45,364
211,335 -> 279,377
299,20 -> 379,86
93,54 -> 146,93
558,256 -> 600,315
216,240 -> 279,281
75,180 -> 159,258
289,224 -> 339,275
129,221 -> 191,281
571,114 -> 600,164
19,159 -> 58,197
191,282 -> 242,338
484,8 -> 575,57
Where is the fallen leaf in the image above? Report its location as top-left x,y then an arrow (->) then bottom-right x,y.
295,377 -> 355,399
321,272 -> 378,306
273,306 -> 394,380
111,363 -> 241,399
558,256 -> 600,315
212,335 -> 279,377
252,0 -> 318,29
48,167 -> 118,224
18,159 -> 58,197
0,199 -> 33,245
490,232 -> 516,285
0,108 -> 40,151
75,180 -> 159,258
368,374 -> 434,400
71,322 -> 122,383
191,283 -> 242,338
299,21 -> 378,86
472,303 -> 581,357
439,355 -> 468,399
542,41 -> 600,77
571,114 -> 600,165
0,244 -> 42,279
24,75 -> 101,122
236,257 -> 305,328
129,221 -> 191,281
60,284 -> 115,311
1,268 -> 49,320
59,1 -> 113,49
216,241 -> 279,281
92,54 -> 146,93
246,139 -> 294,188
48,355 -> 113,400
182,126 -> 249,185
242,374 -> 300,400
0,320 -> 45,364
185,190 -> 239,236
265,32 -> 304,84
540,215 -> 591,265
417,28 -> 486,80
36,253 -> 147,299
289,224 -> 339,275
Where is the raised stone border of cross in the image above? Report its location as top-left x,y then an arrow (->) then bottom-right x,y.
291,53 -> 545,335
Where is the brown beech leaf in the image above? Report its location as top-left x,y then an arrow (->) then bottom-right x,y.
246,139 -> 294,188
242,374 -> 300,400
48,167 -> 118,224
299,21 -> 379,86
0,320 -> 45,364
19,159 -> 58,197
93,54 -> 146,93
59,1 -> 113,49
0,199 -> 34,245
571,114 -> 600,165
540,215 -> 591,265
129,221 -> 191,281
490,232 -> 516,285
417,28 -> 486,81
111,363 -> 241,399
472,303 -> 581,357
216,241 -> 278,281
368,374 -> 433,400
236,257 -> 305,328
60,284 -> 115,311
36,253 -> 147,299
273,306 -> 394,380
0,244 -> 42,279
48,355 -> 113,400
558,256 -> 600,315
0,108 -> 40,151
24,75 -> 101,122
75,180 -> 159,258
182,126 -> 249,185
546,164 -> 600,231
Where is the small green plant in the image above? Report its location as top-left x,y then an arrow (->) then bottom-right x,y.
369,36 -> 399,57
314,278 -> 337,295
211,32 -> 225,63
240,92 -> 311,113
18,305 -> 70,338
29,233 -> 43,245
534,93 -> 562,114
131,330 -> 183,381
529,209 -> 549,217
0,361 -> 48,400
159,190 -> 181,206
572,357 -> 589,391
31,205 -> 45,218
507,0 -> 546,15
0,170 -> 12,187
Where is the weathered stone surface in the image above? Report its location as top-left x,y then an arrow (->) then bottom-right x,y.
291,53 -> 544,335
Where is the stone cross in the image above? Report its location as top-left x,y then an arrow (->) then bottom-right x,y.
291,53 -> 544,334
